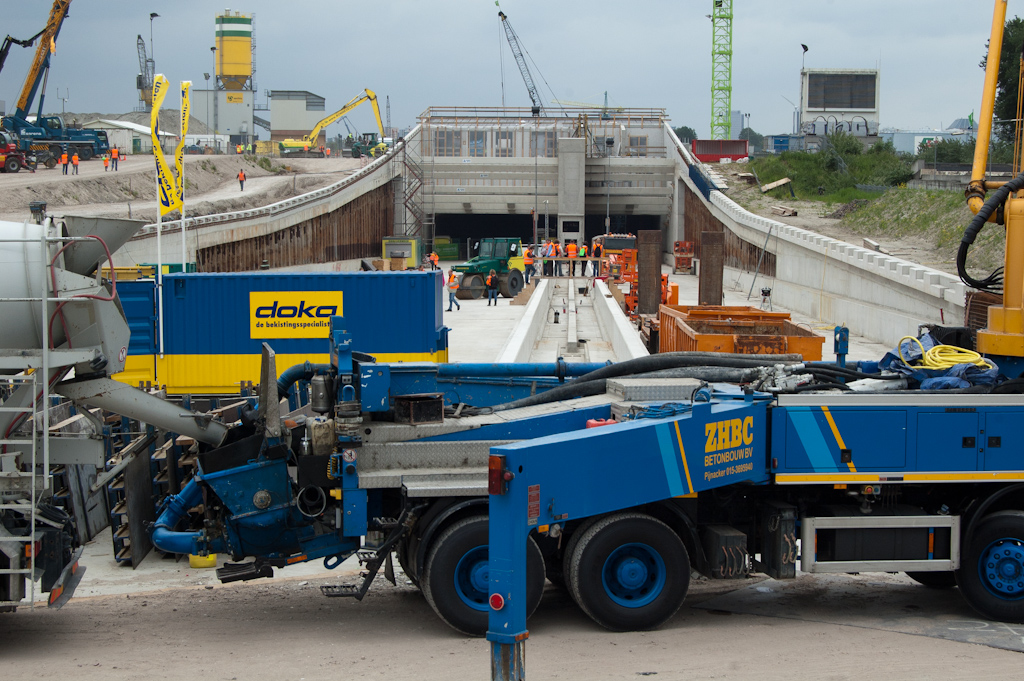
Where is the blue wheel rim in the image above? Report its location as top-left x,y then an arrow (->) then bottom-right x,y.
454,546 -> 489,611
978,536 -> 1024,600
601,542 -> 666,608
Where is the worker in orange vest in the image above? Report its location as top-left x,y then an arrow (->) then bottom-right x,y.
326,147 -> 332,157
103,154 -> 110,171
553,240 -> 563,276
111,146 -> 119,170
446,269 -> 460,312
566,240 -> 579,276
429,251 -> 439,270
60,150 -> 68,175
71,151 -> 79,175
523,245 -> 535,285
238,169 -> 246,191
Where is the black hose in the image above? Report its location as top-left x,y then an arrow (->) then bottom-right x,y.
490,379 -> 608,412
792,381 -> 851,393
635,367 -> 762,383
567,352 -> 797,387
803,365 -> 904,381
958,171 -> 1024,291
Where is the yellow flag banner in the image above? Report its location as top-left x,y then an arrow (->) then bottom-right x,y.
151,74 -> 181,216
174,81 -> 191,203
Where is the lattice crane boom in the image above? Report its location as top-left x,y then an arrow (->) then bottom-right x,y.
710,0 -> 733,140
498,11 -> 542,114
136,35 -> 154,108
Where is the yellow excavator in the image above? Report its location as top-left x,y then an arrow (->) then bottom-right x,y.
278,88 -> 386,158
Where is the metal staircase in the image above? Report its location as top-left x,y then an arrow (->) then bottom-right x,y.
402,146 -> 435,247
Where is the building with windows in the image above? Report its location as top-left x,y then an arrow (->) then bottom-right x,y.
406,106 -> 674,245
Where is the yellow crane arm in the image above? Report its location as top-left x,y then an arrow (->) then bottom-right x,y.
15,0 -> 71,116
302,88 -> 382,148
967,0 -> 1009,218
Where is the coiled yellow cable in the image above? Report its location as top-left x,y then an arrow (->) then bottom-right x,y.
898,336 -> 994,370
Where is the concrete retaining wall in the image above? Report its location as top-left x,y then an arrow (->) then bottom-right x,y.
594,280 -> 650,360
494,281 -> 554,363
115,128 -> 414,266
663,123 -> 965,349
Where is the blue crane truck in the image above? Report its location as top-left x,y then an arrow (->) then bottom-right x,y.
0,0 -> 110,164
129,314 -> 1024,649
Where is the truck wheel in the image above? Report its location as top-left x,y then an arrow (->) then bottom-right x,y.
45,157 -> 57,169
556,516 -> 602,594
499,269 -> 524,298
395,537 -> 419,587
78,146 -> 93,161
422,516 -> 544,636
4,157 -> 19,173
351,148 -> 361,159
456,274 -> 484,300
906,571 -> 958,589
49,144 -> 62,158
567,512 -> 689,631
957,510 -> 1024,622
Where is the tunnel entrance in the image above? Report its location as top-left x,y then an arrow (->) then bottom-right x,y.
433,214 -> 662,254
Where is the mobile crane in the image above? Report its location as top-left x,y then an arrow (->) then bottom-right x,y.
278,88 -> 386,158
0,0 -> 111,163
498,10 -> 543,116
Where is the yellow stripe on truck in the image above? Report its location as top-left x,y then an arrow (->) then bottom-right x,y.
111,350 -> 448,395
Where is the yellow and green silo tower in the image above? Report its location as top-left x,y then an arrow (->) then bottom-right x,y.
215,11 -> 252,91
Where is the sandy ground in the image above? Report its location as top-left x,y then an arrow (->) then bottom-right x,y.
2,569 -> 1020,680
0,153 -> 364,223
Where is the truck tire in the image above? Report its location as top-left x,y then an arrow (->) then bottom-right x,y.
957,510 -> 1024,622
45,157 -> 57,169
555,516 -> 602,593
49,144 -> 62,158
499,269 -> 524,298
455,274 -> 484,300
351,147 -> 361,159
421,515 -> 544,636
566,512 -> 689,632
4,157 -> 19,173
395,537 -> 419,587
78,146 -> 93,161
906,571 -> 958,589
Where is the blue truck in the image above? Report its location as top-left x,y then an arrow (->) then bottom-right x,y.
137,315 -> 1024,648
0,0 -> 110,163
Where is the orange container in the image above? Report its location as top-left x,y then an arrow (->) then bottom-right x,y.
658,305 -> 824,360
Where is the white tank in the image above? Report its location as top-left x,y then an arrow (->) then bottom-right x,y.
0,219 -> 54,352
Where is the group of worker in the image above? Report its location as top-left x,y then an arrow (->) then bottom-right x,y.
526,238 -> 602,280
236,143 -> 253,154
444,267 -> 499,311
101,147 -> 120,171
59,147 -> 122,174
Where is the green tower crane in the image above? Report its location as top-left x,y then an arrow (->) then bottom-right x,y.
710,0 -> 733,140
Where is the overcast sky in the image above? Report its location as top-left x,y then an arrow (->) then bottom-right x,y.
0,0 -> 1000,137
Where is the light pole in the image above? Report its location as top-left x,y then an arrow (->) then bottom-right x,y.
210,46 -> 218,150
149,13 -> 159,67
203,73 -> 210,147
